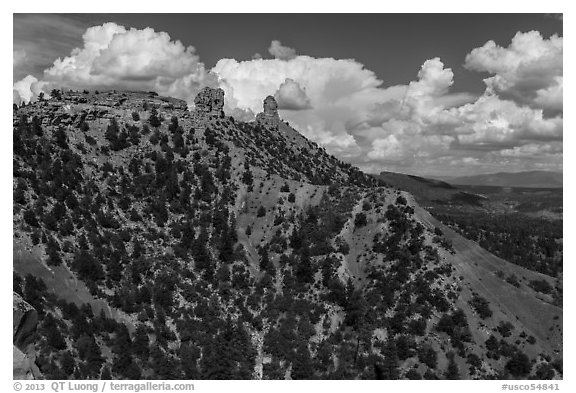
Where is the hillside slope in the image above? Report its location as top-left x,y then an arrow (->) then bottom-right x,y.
415,206 -> 562,354
13,88 -> 562,380
377,170 -> 563,279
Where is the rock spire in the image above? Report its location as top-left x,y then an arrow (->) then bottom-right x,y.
256,95 -> 280,127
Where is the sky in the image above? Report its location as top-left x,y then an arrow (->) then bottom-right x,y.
13,13 -> 563,177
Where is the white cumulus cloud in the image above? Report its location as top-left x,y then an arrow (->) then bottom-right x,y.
448,94 -> 563,149
274,78 -> 312,110
13,22 -> 217,105
464,31 -> 563,111
343,56 -> 562,173
13,75 -> 47,105
212,54 -> 404,154
500,142 -> 562,158
268,40 -> 297,60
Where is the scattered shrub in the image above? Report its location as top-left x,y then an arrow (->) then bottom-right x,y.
354,212 -> 367,228
257,206 -> 266,218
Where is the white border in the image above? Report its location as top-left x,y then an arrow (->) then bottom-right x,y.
4,3 -> 572,391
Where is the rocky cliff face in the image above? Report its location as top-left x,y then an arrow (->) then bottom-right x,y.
13,292 -> 41,379
194,87 -> 225,118
256,96 -> 280,127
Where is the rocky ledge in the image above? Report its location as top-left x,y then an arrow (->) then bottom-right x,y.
193,87 -> 225,118
13,292 -> 41,379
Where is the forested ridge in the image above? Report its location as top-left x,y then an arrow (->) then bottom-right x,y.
13,88 -> 562,380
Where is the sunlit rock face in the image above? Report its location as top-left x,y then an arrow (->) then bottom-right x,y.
193,87 -> 225,118
13,292 -> 41,380
256,96 -> 280,127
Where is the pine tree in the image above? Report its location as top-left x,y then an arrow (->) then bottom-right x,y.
377,340 -> 400,379
133,324 -> 150,359
444,352 -> 460,379
43,313 -> 67,350
60,350 -> 76,376
505,351 -> 532,377
291,341 -> 314,379
148,108 -> 162,127
105,118 -> 119,145
53,127 -> 69,149
179,342 -> 200,379
257,206 -> 266,217
101,366 -> 112,380
259,247 -> 273,273
295,250 -> 313,283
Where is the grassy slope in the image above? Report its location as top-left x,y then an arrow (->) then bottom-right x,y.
415,205 -> 562,357
13,239 -> 136,332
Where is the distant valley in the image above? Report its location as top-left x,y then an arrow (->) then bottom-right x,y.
435,171 -> 563,189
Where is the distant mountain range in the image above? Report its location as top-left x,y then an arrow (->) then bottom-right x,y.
437,171 -> 563,188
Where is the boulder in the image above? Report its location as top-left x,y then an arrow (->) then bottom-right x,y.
13,292 -> 41,380
13,292 -> 37,348
13,346 -> 35,380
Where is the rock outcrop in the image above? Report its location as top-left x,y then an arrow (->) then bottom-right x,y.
13,292 -> 41,379
256,96 -> 280,127
194,87 -> 225,118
